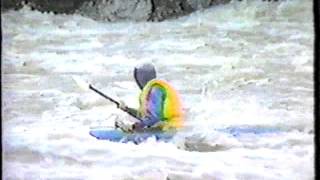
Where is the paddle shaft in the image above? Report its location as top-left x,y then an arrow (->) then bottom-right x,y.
88,84 -> 142,121
89,84 -> 120,106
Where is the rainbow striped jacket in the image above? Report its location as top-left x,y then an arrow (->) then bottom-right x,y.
136,79 -> 184,131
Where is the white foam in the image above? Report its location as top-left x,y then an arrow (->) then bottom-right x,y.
2,0 -> 314,179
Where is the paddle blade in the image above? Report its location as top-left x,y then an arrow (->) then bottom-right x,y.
72,76 -> 90,91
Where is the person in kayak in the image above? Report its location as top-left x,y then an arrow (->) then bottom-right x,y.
116,63 -> 184,132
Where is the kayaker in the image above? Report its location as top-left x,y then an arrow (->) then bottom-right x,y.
116,63 -> 184,132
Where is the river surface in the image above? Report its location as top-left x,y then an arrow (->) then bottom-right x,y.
2,0 -> 314,179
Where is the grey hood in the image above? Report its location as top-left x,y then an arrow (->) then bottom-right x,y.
134,63 -> 157,89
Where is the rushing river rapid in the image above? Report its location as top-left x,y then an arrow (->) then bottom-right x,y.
2,0 -> 314,179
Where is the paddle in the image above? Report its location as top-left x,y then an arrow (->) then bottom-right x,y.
72,76 -> 141,122
72,75 -> 124,106
88,84 -> 120,107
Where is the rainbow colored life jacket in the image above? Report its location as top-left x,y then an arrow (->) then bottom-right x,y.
138,79 -> 184,130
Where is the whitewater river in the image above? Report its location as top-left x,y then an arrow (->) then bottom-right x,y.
2,0 -> 314,179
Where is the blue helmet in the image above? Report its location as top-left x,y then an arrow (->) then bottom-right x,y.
134,63 -> 157,89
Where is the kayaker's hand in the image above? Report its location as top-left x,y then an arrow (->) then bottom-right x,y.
115,120 -> 134,133
117,100 -> 127,111
132,122 -> 143,131
114,120 -> 120,129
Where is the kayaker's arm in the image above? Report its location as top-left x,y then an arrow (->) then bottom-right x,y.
117,100 -> 141,120
134,115 -> 159,129
133,87 -> 165,130
124,107 -> 139,119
